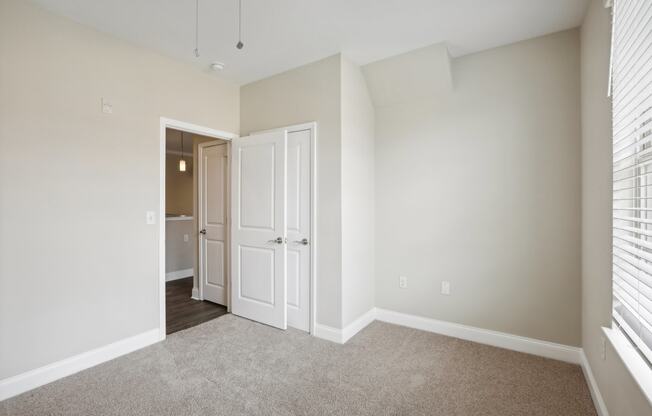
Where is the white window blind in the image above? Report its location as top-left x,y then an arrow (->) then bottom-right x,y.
612,0 -> 652,364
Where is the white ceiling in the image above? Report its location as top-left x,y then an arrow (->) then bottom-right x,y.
30,0 -> 590,85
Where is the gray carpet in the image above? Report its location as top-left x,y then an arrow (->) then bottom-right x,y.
1,314 -> 597,415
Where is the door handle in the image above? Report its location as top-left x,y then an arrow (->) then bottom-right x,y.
199,229 -> 207,235
294,238 -> 309,245
268,237 -> 284,244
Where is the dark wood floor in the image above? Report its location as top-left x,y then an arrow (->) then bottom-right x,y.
166,277 -> 227,335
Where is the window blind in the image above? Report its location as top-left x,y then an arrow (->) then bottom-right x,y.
612,0 -> 652,364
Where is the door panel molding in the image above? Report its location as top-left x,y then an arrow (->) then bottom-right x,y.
230,130 -> 288,329
198,142 -> 229,306
251,122 -> 317,335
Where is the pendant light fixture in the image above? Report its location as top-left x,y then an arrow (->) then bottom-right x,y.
194,0 -> 200,57
179,132 -> 187,172
192,0 -> 246,56
236,0 -> 244,50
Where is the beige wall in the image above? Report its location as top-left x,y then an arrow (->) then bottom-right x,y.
165,131 -> 219,284
165,219 -> 194,273
581,1 -> 652,414
0,0 -> 239,379
165,152 -> 193,216
240,55 -> 343,328
165,130 -> 195,276
165,127 -> 197,217
341,57 -> 376,326
374,30 -> 582,346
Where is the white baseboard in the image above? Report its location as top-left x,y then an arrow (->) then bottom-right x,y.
375,308 -> 582,364
580,351 -> 609,416
342,308 -> 377,343
165,268 -> 193,281
191,287 -> 200,300
0,329 -> 161,402
313,308 -> 377,344
313,323 -> 344,343
313,307 -> 582,366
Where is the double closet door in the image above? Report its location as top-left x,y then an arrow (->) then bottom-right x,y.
230,128 -> 312,332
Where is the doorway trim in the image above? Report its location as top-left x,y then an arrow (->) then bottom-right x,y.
251,122 -> 318,336
159,117 -> 237,340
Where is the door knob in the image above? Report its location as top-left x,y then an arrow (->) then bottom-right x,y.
199,229 -> 207,235
268,237 -> 284,244
295,238 -> 309,245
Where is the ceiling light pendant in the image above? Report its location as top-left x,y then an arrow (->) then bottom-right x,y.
236,0 -> 244,50
194,0 -> 200,57
179,132 -> 187,172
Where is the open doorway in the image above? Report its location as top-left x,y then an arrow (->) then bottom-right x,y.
161,119 -> 236,336
158,118 -> 316,339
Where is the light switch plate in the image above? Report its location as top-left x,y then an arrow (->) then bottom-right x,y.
146,211 -> 156,225
101,97 -> 113,114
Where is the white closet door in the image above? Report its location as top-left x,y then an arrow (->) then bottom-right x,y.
230,131 -> 287,329
199,143 -> 228,305
286,130 -> 311,331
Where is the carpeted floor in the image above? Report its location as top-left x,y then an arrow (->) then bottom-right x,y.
1,314 -> 597,416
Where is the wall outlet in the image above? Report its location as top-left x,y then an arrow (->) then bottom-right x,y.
146,211 -> 156,225
399,276 -> 408,289
183,234 -> 189,242
441,281 -> 451,295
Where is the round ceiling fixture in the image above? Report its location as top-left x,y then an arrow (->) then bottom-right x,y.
211,62 -> 225,71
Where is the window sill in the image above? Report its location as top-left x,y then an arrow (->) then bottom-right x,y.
602,326 -> 652,407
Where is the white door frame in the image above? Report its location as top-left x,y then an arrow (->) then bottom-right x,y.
159,117 -> 238,340
252,122 -> 318,336
197,141 -> 230,307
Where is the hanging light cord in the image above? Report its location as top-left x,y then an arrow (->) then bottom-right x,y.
181,132 -> 184,160
236,0 -> 244,49
194,0 -> 200,57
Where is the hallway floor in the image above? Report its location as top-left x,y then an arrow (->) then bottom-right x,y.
166,277 -> 227,334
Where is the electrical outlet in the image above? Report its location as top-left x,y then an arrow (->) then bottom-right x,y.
399,276 -> 408,289
183,234 -> 189,242
441,281 -> 451,295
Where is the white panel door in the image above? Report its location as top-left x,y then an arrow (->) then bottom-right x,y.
231,131 -> 287,329
199,143 -> 228,305
286,130 -> 311,331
